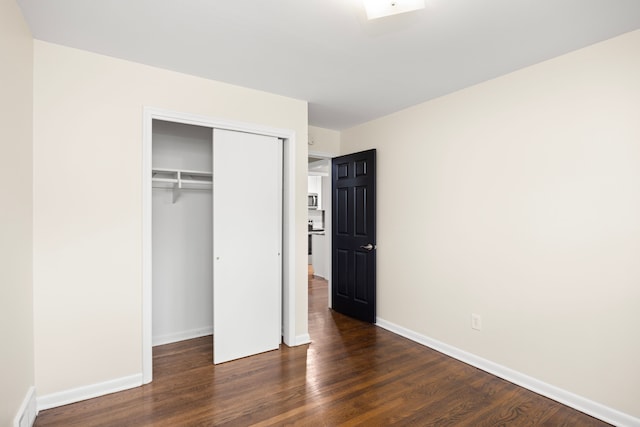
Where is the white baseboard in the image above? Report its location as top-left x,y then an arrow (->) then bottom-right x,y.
37,374 -> 142,411
13,386 -> 37,427
294,333 -> 311,346
152,326 -> 213,346
376,317 -> 640,427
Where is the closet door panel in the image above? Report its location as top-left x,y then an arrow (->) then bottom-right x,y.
213,129 -> 282,364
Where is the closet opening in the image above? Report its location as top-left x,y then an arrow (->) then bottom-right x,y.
142,108 -> 298,384
151,120 -> 213,348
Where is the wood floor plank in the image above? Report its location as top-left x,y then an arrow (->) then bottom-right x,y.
34,278 -> 611,426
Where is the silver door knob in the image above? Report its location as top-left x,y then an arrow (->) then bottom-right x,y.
360,243 -> 375,251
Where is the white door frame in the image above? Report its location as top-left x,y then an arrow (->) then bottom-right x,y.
142,107 -> 297,383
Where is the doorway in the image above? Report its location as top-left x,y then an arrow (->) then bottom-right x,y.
142,107 -> 297,383
308,153 -> 332,307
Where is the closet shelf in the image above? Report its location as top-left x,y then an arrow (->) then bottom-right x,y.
152,168 -> 212,202
152,168 -> 212,187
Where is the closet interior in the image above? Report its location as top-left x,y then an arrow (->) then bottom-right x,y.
152,119 -> 213,346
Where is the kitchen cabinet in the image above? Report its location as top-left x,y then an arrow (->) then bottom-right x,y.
311,232 -> 326,279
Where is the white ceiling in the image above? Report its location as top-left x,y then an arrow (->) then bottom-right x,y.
16,0 -> 640,130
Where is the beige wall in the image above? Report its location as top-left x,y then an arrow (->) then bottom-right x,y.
0,0 -> 35,424
308,125 -> 341,156
341,30 -> 640,417
33,41 -> 308,396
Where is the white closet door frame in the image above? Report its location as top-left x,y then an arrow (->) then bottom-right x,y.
141,107 -> 299,383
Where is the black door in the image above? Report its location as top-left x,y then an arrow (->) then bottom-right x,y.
332,149 -> 376,323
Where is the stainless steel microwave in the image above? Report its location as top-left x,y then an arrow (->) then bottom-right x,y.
308,193 -> 318,209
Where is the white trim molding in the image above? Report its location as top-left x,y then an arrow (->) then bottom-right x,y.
152,326 -> 214,347
376,317 -> 640,427
294,333 -> 312,346
13,386 -> 37,427
308,150 -> 336,159
37,374 -> 142,412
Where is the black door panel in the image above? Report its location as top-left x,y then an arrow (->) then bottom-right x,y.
331,149 -> 376,323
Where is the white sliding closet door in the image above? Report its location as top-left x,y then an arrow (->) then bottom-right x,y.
212,129 -> 282,364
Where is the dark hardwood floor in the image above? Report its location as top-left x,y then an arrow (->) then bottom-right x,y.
35,277 -> 609,426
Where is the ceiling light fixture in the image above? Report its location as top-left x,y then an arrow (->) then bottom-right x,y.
363,0 -> 425,20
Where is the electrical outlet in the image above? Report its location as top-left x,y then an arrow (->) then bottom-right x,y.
471,313 -> 482,331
